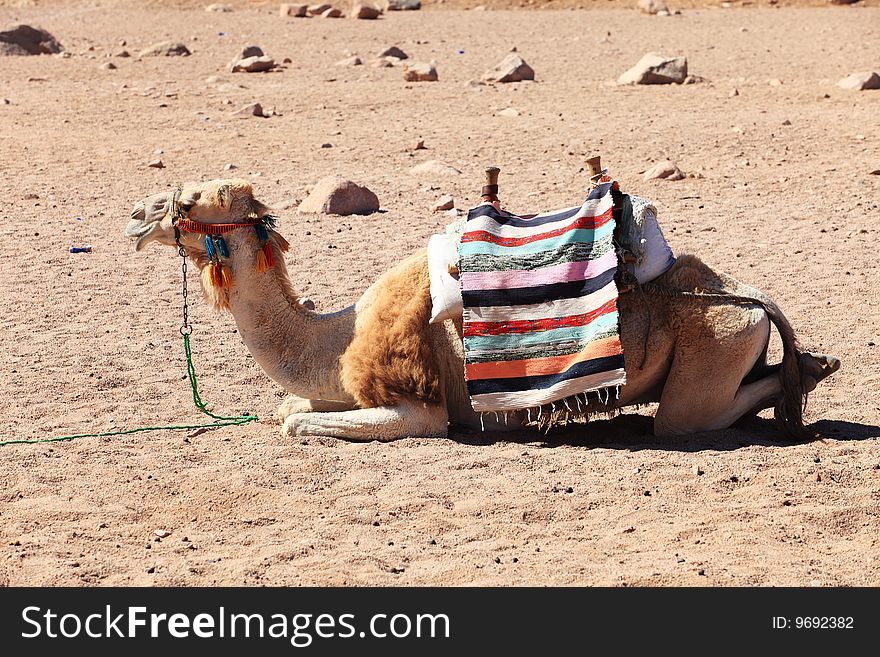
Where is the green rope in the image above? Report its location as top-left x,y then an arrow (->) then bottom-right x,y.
0,333 -> 258,447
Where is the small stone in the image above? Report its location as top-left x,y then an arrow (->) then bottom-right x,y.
116,50 -> 131,58
643,490 -> 651,496
565,486 -> 574,494
321,142 -> 332,148
231,55 -> 275,73
372,56 -> 396,68
729,475 -> 739,482
146,566 -> 156,574
224,163 -> 237,170
352,3 -> 382,19
206,3 -> 233,11
729,88 -> 739,97
144,543 -> 151,550
618,52 -> 687,85
335,55 -> 362,67
427,538 -> 437,545
298,175 -> 380,215
147,159 -> 165,169
98,522 -> 108,528
241,518 -> 253,524
100,61 -> 116,70
321,7 -> 344,17
139,41 -> 190,57
68,562 -> 80,568
383,0 -> 421,8
232,102 -> 267,118
378,46 -> 408,60
637,0 -> 669,14
482,52 -> 535,83
768,78 -> 783,87
643,159 -> 685,181
412,139 -> 426,150
698,568 -> 706,576
403,62 -> 438,82
153,529 -> 172,538
869,170 -> 880,176
782,119 -> 791,126
410,160 -> 461,177
432,194 -> 454,212
279,3 -> 309,16
837,71 -> 880,91
497,107 -> 519,117
692,465 -> 704,476
623,526 -> 636,533
308,3 -> 332,14
494,557 -> 501,564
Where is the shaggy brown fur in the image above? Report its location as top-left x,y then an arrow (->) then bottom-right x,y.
339,250 -> 443,409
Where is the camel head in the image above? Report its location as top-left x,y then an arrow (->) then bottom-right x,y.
127,179 -> 289,310
125,178 -> 273,253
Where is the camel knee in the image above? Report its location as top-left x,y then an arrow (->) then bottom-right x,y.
277,395 -> 313,420
278,396 -> 357,420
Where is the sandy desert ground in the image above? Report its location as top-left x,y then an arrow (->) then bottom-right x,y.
0,3 -> 879,586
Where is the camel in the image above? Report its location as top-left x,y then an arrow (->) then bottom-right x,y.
125,178 -> 840,442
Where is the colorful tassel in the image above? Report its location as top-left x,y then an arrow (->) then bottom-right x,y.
219,263 -> 232,288
262,242 -> 274,268
255,247 -> 269,273
215,236 -> 229,258
253,224 -> 274,273
204,235 -> 216,259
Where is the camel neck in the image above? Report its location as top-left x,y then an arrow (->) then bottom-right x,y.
211,231 -> 356,403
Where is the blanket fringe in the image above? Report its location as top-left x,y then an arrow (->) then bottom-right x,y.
523,385 -> 623,433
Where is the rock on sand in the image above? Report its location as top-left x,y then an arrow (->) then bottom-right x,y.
0,24 -> 63,56
139,41 -> 191,57
837,72 -> 880,91
482,52 -> 534,83
618,53 -> 687,85
298,176 -> 380,215
643,159 -> 685,181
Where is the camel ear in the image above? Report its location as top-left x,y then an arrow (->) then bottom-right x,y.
216,184 -> 233,209
250,198 -> 274,221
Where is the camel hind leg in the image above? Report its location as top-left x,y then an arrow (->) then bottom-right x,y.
653,310 -> 773,436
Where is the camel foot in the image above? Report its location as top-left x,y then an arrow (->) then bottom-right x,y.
799,352 -> 841,392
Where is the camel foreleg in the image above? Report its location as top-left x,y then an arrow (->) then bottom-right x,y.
281,401 -> 449,442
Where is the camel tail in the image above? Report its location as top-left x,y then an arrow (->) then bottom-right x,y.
762,299 -> 809,440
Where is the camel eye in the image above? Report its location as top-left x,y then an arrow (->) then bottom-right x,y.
178,201 -> 195,212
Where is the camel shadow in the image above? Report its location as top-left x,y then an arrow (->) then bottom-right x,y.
449,415 -> 880,452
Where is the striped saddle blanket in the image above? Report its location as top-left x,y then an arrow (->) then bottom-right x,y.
457,181 -> 627,413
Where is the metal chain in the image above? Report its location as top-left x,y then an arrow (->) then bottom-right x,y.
177,234 -> 192,336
